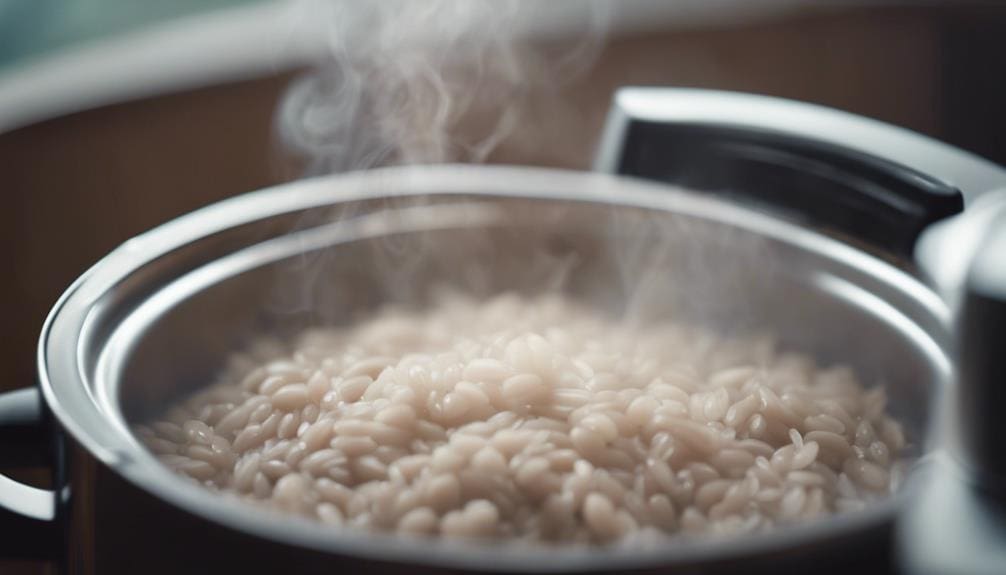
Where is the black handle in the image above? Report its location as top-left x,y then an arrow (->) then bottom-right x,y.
1,387 -> 51,468
0,387 -> 58,560
596,88 -> 970,259
609,122 -> 962,257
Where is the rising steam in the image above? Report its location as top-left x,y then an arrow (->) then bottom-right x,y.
261,0 -> 786,383
267,0 -> 614,323
277,0 -> 611,174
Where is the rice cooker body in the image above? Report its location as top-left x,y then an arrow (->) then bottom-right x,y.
33,166 -> 952,574
2,89 -> 1005,574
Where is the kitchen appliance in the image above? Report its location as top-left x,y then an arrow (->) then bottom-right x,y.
1,88 -> 1003,574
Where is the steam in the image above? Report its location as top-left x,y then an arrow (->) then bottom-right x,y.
265,0 -> 617,325
278,0 -> 611,173
269,0 -> 781,344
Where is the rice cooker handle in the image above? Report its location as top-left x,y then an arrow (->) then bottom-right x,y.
593,88 -> 1006,259
0,387 -> 59,561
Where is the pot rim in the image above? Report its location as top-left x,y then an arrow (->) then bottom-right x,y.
37,164 -> 951,571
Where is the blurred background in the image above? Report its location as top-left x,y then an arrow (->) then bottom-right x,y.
2,1 -> 1005,571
